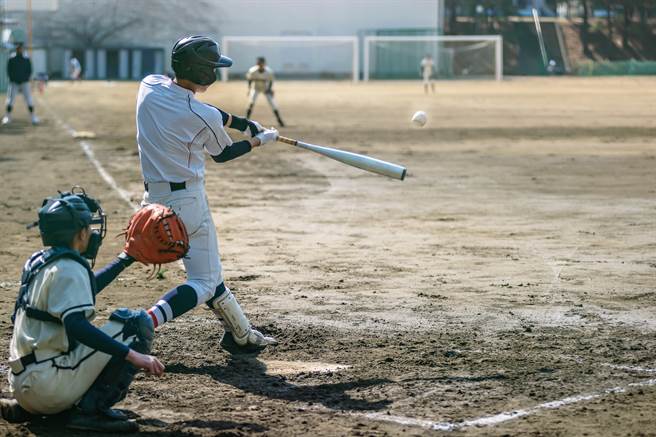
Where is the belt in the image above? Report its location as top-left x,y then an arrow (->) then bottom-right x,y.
144,181 -> 186,192
8,352 -> 37,375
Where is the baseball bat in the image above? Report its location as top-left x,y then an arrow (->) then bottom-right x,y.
277,136 -> 407,181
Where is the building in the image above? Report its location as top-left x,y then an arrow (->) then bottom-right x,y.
1,0 -> 444,81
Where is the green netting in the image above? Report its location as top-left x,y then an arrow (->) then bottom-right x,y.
577,60 -> 656,76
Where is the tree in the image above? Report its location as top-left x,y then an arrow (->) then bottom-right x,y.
41,0 -> 140,48
622,1 -> 634,50
581,0 -> 591,55
606,1 -> 613,40
34,0 -> 218,49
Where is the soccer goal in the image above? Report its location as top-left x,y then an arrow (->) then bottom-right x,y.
363,35 -> 503,81
221,36 -> 359,82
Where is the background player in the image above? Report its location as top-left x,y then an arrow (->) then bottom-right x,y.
69,56 -> 82,82
2,189 -> 163,432
246,57 -> 285,127
137,36 -> 278,354
2,43 -> 38,125
420,54 -> 435,94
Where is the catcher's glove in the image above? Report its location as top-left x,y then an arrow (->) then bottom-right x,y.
123,204 -> 189,265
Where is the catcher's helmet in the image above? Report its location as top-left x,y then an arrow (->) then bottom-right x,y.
171,35 -> 232,86
36,187 -> 106,251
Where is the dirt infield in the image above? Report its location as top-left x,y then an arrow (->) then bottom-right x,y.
0,77 -> 654,436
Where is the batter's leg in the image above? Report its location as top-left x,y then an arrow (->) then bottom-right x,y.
206,282 -> 277,355
145,194 -> 220,328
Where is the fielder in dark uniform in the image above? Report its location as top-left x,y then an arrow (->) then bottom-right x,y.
2,43 -> 38,125
0,188 -> 164,432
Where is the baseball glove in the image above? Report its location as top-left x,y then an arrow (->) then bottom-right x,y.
123,204 -> 189,265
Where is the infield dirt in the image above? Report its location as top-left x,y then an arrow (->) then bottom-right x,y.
0,77 -> 654,436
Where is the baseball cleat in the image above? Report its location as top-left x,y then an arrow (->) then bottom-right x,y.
1,115 -> 10,125
31,114 -> 40,125
220,331 -> 267,355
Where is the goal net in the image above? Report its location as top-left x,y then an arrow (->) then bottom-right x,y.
363,36 -> 503,81
221,36 -> 359,82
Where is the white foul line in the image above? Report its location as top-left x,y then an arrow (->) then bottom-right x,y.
605,363 -> 656,373
78,140 -> 137,210
361,377 -> 656,432
39,98 -> 138,211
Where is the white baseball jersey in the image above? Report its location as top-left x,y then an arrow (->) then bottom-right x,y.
9,259 -> 95,361
246,66 -> 274,93
420,57 -> 434,79
136,74 -> 232,183
8,257 -> 137,414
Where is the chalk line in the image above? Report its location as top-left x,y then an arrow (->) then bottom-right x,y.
78,140 -> 136,210
605,363 -> 656,373
39,98 -> 138,211
360,377 -> 656,432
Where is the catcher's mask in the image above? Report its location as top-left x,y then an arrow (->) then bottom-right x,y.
32,186 -> 107,265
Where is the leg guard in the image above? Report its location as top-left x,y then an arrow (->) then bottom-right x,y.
207,283 -> 277,354
207,285 -> 250,344
76,309 -> 153,414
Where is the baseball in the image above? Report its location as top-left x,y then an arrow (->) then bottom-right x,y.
411,110 -> 427,127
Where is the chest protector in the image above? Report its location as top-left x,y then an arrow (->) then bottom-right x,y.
12,247 -> 96,325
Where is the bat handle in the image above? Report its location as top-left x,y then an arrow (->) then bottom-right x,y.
277,135 -> 298,146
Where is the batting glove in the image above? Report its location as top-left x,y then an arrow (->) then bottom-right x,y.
256,127 -> 279,145
244,119 -> 264,137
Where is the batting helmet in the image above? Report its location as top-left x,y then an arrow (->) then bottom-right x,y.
36,187 -> 106,260
171,36 -> 232,86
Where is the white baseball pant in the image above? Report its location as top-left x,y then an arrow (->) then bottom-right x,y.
248,89 -> 279,111
6,82 -> 33,109
142,180 -> 223,305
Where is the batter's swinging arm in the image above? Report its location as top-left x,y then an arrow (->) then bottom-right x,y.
277,136 -> 407,181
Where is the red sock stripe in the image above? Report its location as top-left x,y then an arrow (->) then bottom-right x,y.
147,309 -> 159,328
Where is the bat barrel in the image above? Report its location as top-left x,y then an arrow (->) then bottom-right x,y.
295,140 -> 407,180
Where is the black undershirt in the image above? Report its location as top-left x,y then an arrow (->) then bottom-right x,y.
211,140 -> 252,163
64,312 -> 130,359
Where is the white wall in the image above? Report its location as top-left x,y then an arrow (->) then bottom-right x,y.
216,0 -> 442,36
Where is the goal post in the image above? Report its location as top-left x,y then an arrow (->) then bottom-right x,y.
363,35 -> 503,81
221,36 -> 359,82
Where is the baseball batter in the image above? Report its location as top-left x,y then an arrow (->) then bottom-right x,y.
136,36 -> 278,354
246,57 -> 285,127
2,43 -> 38,125
2,189 -> 163,432
420,54 -> 435,94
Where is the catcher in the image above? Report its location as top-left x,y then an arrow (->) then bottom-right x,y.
1,189 -> 165,432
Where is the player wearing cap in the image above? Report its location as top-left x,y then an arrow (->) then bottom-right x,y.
136,36 -> 278,354
2,43 -> 38,125
246,57 -> 285,127
1,188 -> 164,432
420,54 -> 435,94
